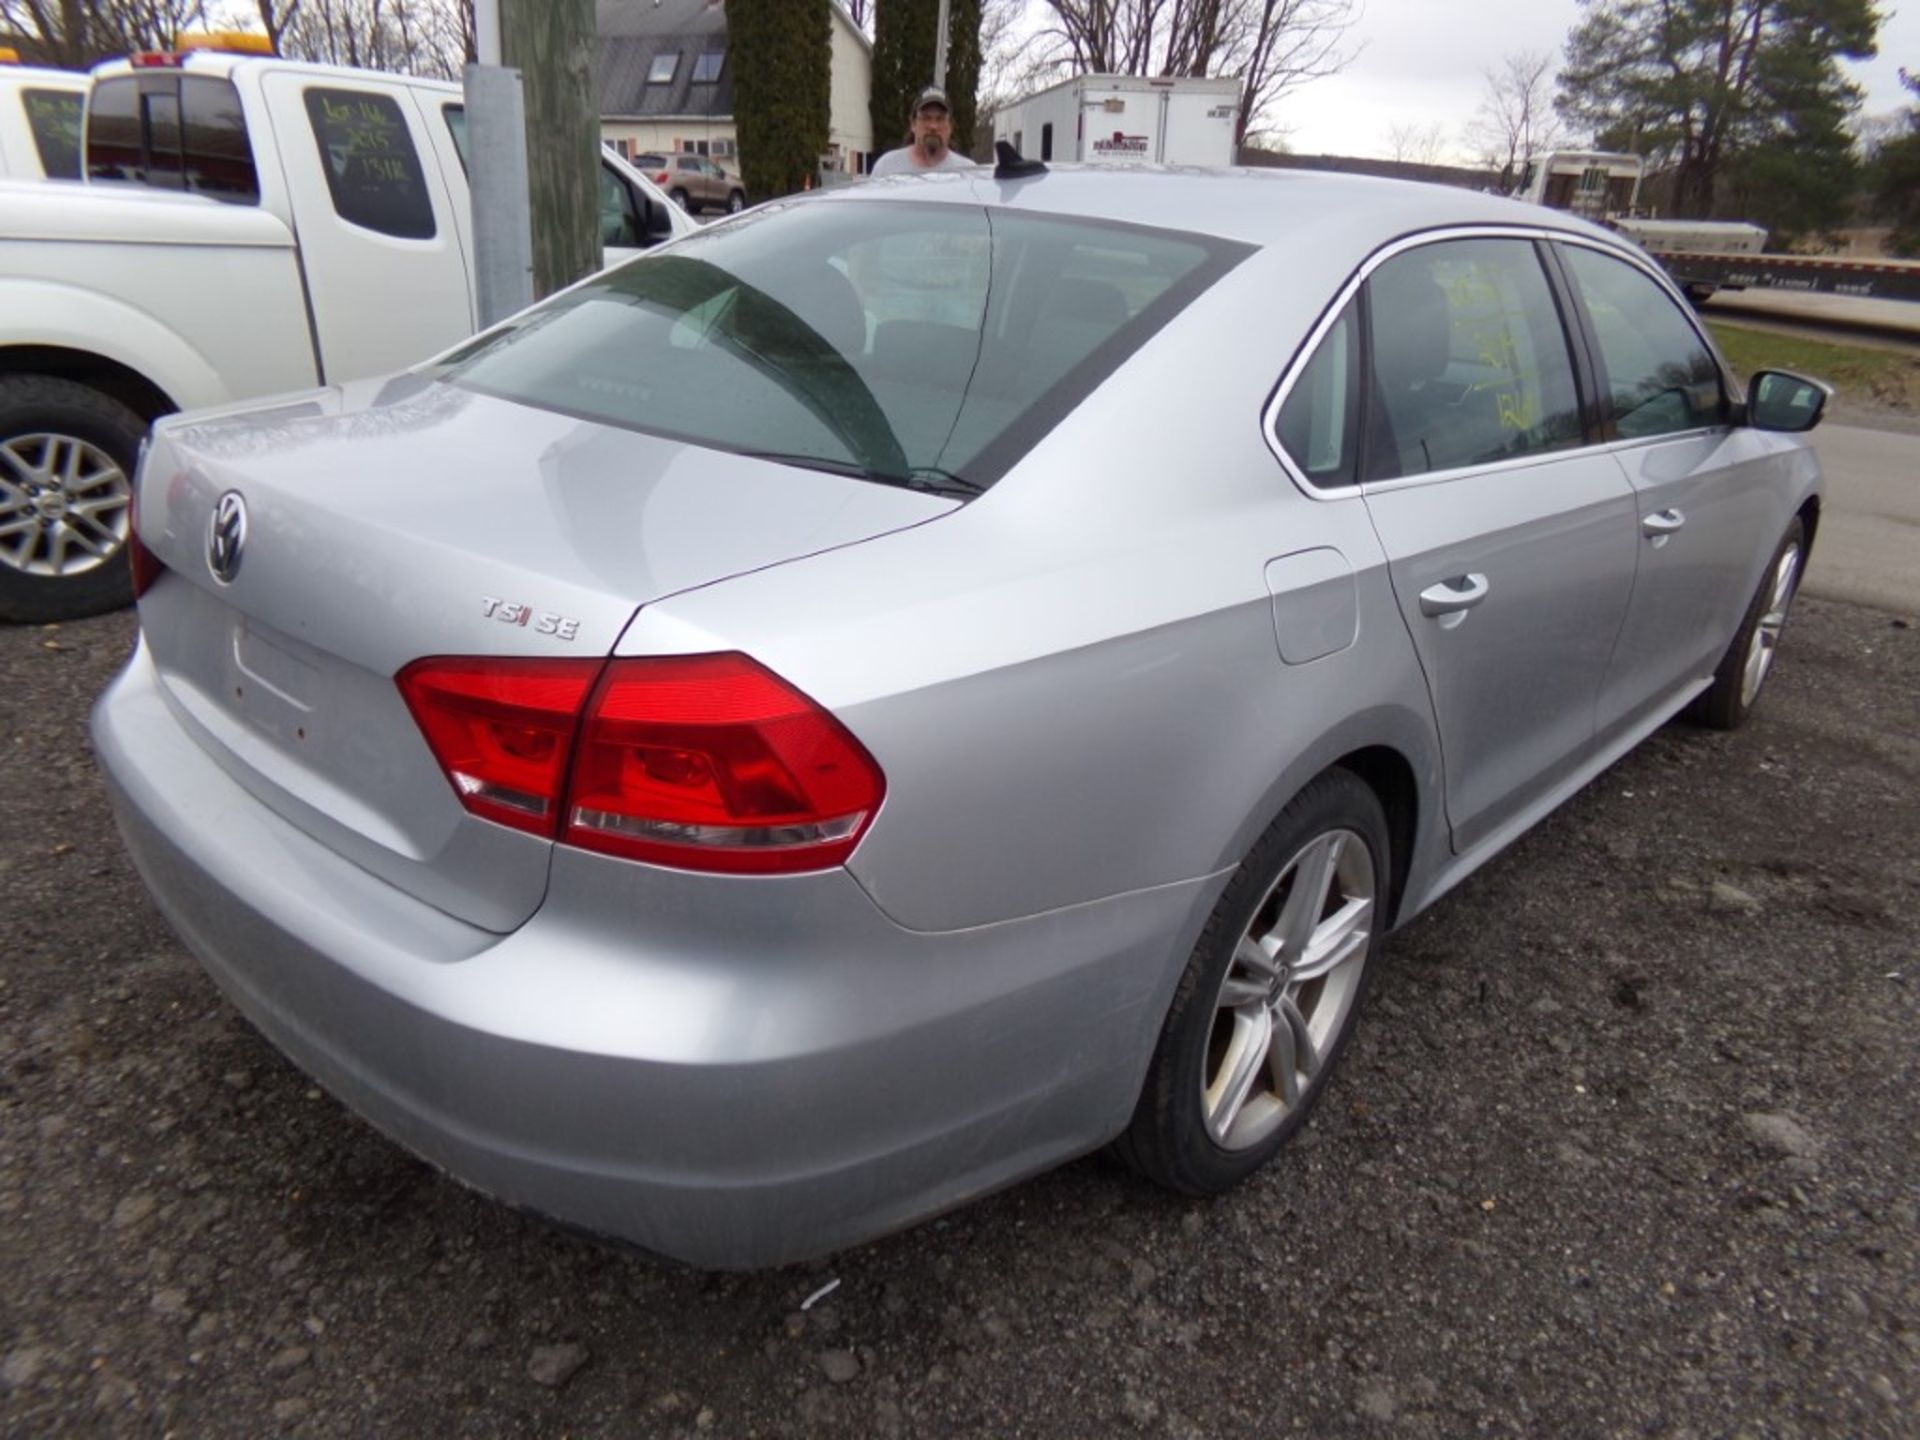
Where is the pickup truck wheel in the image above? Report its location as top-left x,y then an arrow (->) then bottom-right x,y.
726,190 -> 746,213
0,376 -> 146,623
670,188 -> 692,213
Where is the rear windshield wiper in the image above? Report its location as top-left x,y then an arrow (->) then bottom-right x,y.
737,451 -> 985,499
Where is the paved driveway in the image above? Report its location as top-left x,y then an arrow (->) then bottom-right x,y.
1805,421 -> 1920,615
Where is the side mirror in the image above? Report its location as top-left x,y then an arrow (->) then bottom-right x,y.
643,197 -> 677,244
1743,369 -> 1831,434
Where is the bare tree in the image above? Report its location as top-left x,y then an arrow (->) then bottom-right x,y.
1466,49 -> 1562,188
1028,0 -> 1355,144
279,0 -> 469,78
1230,0 -> 1356,145
0,0 -> 211,67
1386,119 -> 1450,167
840,0 -> 872,31
252,0 -> 301,51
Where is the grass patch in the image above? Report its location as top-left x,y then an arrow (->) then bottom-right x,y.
1706,321 -> 1920,414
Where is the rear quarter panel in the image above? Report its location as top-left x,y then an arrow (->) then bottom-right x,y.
625,254 -> 1445,933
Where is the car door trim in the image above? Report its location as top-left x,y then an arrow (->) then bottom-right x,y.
1260,223 -> 1739,502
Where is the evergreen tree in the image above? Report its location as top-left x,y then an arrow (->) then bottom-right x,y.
730,0 -> 832,199
870,0 -> 934,156
869,0 -> 982,157
947,0 -> 982,154
1868,69 -> 1920,256
1557,0 -> 1878,221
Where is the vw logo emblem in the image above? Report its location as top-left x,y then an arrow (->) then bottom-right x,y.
207,491 -> 248,585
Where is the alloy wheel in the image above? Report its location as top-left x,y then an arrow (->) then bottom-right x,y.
1203,828 -> 1375,1151
0,433 -> 132,579
1740,542 -> 1801,708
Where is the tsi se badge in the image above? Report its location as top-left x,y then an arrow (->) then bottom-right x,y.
482,595 -> 581,641
207,491 -> 248,584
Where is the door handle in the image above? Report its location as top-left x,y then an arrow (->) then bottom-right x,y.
1418,573 -> 1491,624
1642,508 -> 1686,541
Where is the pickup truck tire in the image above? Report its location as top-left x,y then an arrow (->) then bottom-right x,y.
669,187 -> 692,213
0,376 -> 146,624
726,190 -> 746,214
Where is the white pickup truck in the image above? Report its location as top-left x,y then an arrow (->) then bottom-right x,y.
0,44 -> 693,622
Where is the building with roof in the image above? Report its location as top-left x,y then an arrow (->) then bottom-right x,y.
596,0 -> 875,181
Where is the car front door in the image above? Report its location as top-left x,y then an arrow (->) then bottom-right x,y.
1357,235 -> 1639,854
1554,241 -> 1793,743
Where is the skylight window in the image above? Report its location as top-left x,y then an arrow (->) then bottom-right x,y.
691,50 -> 724,83
648,53 -> 679,84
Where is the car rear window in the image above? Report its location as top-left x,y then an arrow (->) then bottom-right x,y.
435,200 -> 1250,492
86,73 -> 259,203
22,87 -> 83,179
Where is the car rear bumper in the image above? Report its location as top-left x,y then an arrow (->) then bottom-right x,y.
92,639 -> 1220,1269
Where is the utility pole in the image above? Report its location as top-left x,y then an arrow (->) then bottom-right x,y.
933,0 -> 951,90
499,0 -> 601,301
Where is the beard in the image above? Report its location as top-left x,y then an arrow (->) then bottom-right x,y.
917,132 -> 947,160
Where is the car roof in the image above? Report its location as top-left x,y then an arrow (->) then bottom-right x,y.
819,163 -> 1621,255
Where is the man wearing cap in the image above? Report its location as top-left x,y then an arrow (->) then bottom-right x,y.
869,87 -> 975,177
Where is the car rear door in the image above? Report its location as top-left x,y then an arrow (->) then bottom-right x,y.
1355,234 -> 1638,853
260,69 -> 473,383
1552,240 -> 1790,743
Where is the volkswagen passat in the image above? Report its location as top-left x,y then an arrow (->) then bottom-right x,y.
93,160 -> 1826,1269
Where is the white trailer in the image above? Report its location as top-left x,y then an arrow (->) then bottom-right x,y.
994,74 -> 1241,168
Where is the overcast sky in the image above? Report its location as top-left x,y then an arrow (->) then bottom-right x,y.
1266,0 -> 1917,161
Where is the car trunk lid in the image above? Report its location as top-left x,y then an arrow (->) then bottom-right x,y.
131,376 -> 952,931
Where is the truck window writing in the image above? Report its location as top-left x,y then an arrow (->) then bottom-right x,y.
22,89 -> 82,179
302,87 -> 435,241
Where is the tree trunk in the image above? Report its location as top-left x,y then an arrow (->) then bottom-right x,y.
500,0 -> 600,299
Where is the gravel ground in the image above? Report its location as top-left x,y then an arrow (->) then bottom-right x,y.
2,597 -> 1916,1439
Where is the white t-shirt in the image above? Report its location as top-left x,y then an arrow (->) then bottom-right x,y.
869,146 -> 976,178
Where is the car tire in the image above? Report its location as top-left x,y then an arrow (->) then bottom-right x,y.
0,375 -> 150,624
1683,516 -> 1805,731
1116,767 -> 1389,1196
726,189 -> 746,213
670,188 -> 692,213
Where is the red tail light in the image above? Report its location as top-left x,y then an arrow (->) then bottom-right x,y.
566,653 -> 885,874
397,658 -> 602,837
653,170 -> 670,184
398,653 -> 885,874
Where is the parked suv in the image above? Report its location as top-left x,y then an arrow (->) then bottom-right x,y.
639,152 -> 746,215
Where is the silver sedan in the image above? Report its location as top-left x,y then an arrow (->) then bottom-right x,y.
92,160 -> 1827,1268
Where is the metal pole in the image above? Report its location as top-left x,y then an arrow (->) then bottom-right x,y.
933,0 -> 951,91
474,0 -> 501,64
465,63 -> 535,326
465,0 -> 533,327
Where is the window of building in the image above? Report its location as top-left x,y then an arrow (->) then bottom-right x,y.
648,53 -> 679,84
691,50 -> 724,83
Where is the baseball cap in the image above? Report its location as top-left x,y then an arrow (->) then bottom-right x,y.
912,86 -> 951,115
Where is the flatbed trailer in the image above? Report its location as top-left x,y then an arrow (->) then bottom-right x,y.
1643,248 -> 1920,305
